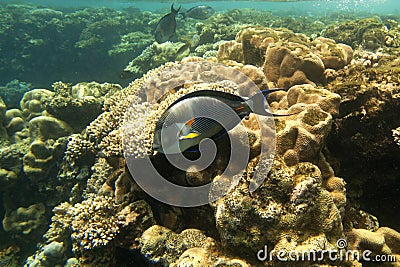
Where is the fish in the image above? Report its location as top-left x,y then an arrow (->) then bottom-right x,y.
181,5 -> 215,20
154,4 -> 181,43
153,88 -> 292,154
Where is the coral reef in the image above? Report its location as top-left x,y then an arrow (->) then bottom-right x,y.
0,5 -> 153,86
326,50 -> 400,228
25,197 -> 155,266
46,81 -> 122,131
124,41 -> 192,79
217,27 -> 353,87
213,159 -> 343,263
271,84 -> 340,166
140,225 -> 250,266
2,203 -> 46,235
45,59 -> 354,266
0,81 -> 120,266
322,17 -> 400,50
0,4 -> 350,88
347,227 -> 400,267
1,6 -> 399,267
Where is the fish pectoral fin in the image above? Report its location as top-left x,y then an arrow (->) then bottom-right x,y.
179,130 -> 201,140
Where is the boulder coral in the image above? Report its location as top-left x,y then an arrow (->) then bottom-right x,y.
140,225 -> 250,266
47,81 -> 122,131
217,27 -> 353,87
347,227 -> 400,267
2,203 -> 46,235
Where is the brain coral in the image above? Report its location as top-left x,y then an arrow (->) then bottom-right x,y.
213,158 -> 343,262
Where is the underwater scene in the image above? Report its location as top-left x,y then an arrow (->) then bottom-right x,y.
0,0 -> 400,266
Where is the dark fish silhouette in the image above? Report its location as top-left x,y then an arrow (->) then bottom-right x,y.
153,88 -> 292,154
154,4 -> 181,43
181,5 -> 215,20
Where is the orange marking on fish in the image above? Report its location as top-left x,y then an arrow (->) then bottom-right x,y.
235,106 -> 245,111
186,117 -> 195,126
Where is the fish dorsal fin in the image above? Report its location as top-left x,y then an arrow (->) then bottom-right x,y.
171,4 -> 181,14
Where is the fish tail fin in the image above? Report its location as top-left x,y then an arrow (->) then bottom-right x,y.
260,87 -> 289,97
246,87 -> 297,117
180,11 -> 186,19
258,110 -> 300,117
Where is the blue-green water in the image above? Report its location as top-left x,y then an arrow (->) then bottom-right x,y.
1,0 -> 400,14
